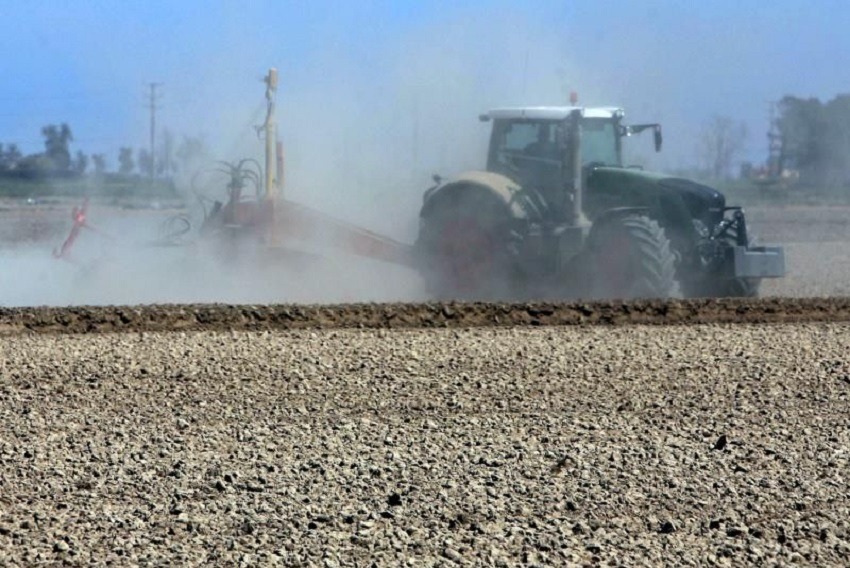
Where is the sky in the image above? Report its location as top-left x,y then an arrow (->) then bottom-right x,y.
2,1 -> 850,232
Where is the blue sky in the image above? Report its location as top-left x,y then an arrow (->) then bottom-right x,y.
2,0 -> 849,178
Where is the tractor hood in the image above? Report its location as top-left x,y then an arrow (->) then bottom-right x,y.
586,166 -> 726,222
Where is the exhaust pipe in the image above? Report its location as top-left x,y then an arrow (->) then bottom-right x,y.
567,109 -> 583,224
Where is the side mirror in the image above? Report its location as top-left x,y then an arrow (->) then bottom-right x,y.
628,123 -> 663,152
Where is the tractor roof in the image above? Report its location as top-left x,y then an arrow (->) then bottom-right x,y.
485,106 -> 624,121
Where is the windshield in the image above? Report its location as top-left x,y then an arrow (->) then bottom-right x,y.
581,118 -> 620,167
487,119 -> 564,191
490,120 -> 563,167
487,117 -> 621,173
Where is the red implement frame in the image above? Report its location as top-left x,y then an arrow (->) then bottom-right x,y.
53,68 -> 418,273
53,198 -> 90,260
53,198 -> 114,261
273,200 -> 415,268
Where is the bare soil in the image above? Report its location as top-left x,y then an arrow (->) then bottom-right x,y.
1,324 -> 848,565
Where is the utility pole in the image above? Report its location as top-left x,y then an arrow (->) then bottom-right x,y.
147,82 -> 162,188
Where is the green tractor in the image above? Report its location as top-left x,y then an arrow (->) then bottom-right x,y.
416,106 -> 785,300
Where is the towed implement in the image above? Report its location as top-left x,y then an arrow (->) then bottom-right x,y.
55,69 -> 415,275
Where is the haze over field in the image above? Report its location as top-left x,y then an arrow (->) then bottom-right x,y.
0,2 -> 848,306
2,2 -> 850,233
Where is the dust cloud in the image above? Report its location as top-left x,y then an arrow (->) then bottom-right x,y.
0,205 -> 427,307
2,6 -> 844,307
1,8 -> 582,307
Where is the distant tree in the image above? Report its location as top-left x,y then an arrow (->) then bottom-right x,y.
118,147 -> 135,175
776,96 -> 824,176
73,151 -> 89,174
175,135 -> 208,174
7,143 -> 20,166
92,153 -> 106,175
775,94 -> 850,184
698,115 -> 748,179
17,154 -> 54,174
41,123 -> 74,171
157,128 -> 176,177
821,95 -> 850,183
0,143 -> 21,171
137,148 -> 153,177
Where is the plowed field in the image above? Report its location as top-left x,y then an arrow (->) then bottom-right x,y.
1,322 -> 849,565
1,204 -> 849,566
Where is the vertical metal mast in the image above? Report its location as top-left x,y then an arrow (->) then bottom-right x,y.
263,68 -> 279,202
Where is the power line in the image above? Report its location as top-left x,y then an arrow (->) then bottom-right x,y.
0,138 -> 124,145
0,92 -> 115,102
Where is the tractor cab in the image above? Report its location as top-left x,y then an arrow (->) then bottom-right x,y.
482,106 -> 662,172
480,106 -> 663,224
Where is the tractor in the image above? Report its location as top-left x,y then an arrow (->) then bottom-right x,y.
416,106 -> 785,300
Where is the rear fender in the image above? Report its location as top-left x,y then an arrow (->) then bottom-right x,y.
420,171 -> 534,221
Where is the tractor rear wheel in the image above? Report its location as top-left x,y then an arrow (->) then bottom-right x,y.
588,214 -> 679,299
417,190 -> 514,300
